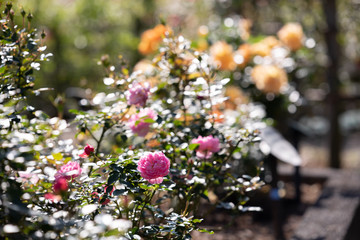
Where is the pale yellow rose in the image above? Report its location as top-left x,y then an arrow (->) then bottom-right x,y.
277,23 -> 304,51
210,41 -> 236,71
251,65 -> 288,94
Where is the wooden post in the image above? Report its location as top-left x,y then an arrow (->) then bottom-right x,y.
322,0 -> 341,168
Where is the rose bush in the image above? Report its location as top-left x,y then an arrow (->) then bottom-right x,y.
0,5 -> 265,239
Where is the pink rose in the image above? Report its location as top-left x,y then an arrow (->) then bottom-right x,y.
128,108 -> 156,137
53,177 -> 69,194
191,135 -> 220,159
44,193 -> 61,202
55,161 -> 82,180
18,171 -> 39,185
79,144 -> 95,158
137,152 -> 170,184
126,83 -> 150,107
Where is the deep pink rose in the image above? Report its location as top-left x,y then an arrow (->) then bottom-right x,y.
128,108 -> 156,137
79,144 -> 95,158
126,83 -> 150,107
55,161 -> 82,180
53,177 -> 69,194
191,135 -> 220,159
137,152 -> 170,184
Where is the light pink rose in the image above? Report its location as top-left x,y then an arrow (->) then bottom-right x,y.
128,108 -> 156,137
55,161 -> 82,181
44,193 -> 61,202
137,152 -> 170,184
191,135 -> 220,159
18,171 -> 39,185
126,83 -> 150,107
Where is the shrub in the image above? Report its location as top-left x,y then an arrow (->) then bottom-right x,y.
1,5 -> 264,239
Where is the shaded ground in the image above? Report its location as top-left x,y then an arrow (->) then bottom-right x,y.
192,130 -> 360,239
192,183 -> 322,240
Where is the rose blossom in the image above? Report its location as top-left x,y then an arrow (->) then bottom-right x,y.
53,177 -> 69,194
18,171 -> 39,185
137,152 -> 170,184
55,161 -> 82,180
191,135 -> 220,159
251,65 -> 288,94
44,193 -> 61,202
126,83 -> 150,107
128,108 -> 156,137
79,143 -> 95,158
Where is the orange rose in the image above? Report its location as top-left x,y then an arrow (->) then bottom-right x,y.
224,85 -> 248,109
277,23 -> 304,51
250,42 -> 271,57
138,24 -> 171,55
239,19 -> 252,41
251,65 -> 288,94
210,41 -> 236,71
234,44 -> 251,68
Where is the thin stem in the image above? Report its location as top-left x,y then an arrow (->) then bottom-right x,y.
85,126 -> 98,142
137,188 -> 156,229
223,138 -> 242,165
95,126 -> 107,156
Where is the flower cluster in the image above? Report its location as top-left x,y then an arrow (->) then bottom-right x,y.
205,22 -> 304,95
44,161 -> 83,202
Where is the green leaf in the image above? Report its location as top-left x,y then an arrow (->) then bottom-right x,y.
52,152 -> 63,161
198,228 -> 214,234
143,118 -> 155,123
107,172 -> 119,185
104,229 -> 120,236
113,189 -> 128,196
192,219 -> 203,223
189,143 -> 199,151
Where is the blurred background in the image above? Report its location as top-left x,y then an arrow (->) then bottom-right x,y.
11,0 -> 360,168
